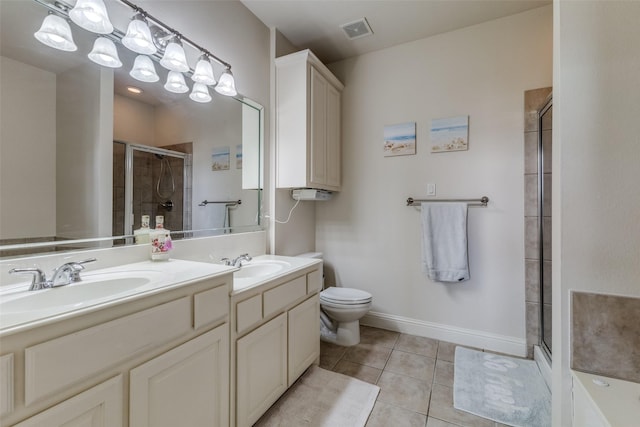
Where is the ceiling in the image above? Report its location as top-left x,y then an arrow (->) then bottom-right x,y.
241,0 -> 551,64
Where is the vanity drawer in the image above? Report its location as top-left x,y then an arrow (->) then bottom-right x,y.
236,294 -> 262,334
306,269 -> 321,294
194,285 -> 228,330
263,275 -> 306,318
24,297 -> 191,405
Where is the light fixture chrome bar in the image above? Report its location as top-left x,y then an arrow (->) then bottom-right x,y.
406,196 -> 489,207
117,0 -> 232,70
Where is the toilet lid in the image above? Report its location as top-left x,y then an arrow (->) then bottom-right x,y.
320,287 -> 372,304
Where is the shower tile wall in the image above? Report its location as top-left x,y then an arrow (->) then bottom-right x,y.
523,87 -> 552,357
113,142 -> 126,236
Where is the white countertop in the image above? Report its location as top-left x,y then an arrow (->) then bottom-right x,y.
0,259 -> 235,337
572,370 -> 640,427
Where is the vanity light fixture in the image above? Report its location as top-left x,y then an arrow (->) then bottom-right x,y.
159,37 -> 189,72
192,55 -> 216,86
69,0 -> 114,35
33,0 -> 239,100
164,71 -> 189,93
214,67 -> 237,97
122,13 -> 156,55
129,55 -> 159,82
34,12 -> 77,52
189,83 -> 212,103
88,37 -> 122,68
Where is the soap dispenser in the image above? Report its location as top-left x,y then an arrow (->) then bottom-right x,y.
134,215 -> 151,244
150,215 -> 172,261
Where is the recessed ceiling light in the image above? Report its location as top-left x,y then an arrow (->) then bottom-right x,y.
127,86 -> 143,94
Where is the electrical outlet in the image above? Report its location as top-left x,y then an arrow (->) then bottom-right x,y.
427,183 -> 436,196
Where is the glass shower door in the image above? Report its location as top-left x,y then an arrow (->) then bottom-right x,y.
539,98 -> 552,358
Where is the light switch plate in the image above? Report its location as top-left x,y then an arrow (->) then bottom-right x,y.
427,183 -> 436,196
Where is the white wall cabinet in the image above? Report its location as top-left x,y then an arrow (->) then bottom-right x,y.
230,262 -> 322,427
276,49 -> 344,192
0,275 -> 231,427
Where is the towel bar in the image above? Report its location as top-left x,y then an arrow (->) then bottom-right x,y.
406,196 -> 489,207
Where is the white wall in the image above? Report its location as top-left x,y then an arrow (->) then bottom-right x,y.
553,1 -> 640,424
56,66 -> 113,240
113,94 -> 156,146
0,57 -> 56,239
315,6 -> 552,355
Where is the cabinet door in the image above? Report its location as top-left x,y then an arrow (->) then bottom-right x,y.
288,295 -> 320,386
310,66 -> 328,188
14,376 -> 123,427
236,313 -> 287,427
129,325 -> 229,427
325,83 -> 341,189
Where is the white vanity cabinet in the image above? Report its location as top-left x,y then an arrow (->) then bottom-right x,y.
0,273 -> 231,427
276,49 -> 344,192
231,263 -> 322,427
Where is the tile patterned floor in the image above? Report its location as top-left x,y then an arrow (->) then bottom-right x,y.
320,325 -> 511,427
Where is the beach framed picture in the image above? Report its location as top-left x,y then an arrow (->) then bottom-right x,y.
383,122 -> 416,157
430,115 -> 469,153
212,146 -> 230,171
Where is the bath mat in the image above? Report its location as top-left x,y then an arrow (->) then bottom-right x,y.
453,347 -> 551,427
254,365 -> 379,427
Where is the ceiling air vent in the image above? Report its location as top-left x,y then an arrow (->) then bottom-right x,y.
340,18 -> 373,40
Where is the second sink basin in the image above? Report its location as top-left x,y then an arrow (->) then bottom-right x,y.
233,260 -> 291,279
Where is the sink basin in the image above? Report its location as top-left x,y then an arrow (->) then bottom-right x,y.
1,270 -> 162,314
233,260 -> 291,279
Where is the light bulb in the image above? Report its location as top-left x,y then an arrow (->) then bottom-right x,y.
192,55 -> 216,85
214,68 -> 237,96
189,83 -> 212,103
159,40 -> 189,72
69,0 -> 114,34
130,55 -> 159,82
122,14 -> 156,55
34,14 -> 77,52
88,37 -> 122,68
164,71 -> 188,93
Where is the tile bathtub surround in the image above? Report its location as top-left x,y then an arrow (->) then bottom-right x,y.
571,291 -> 640,383
320,325 -> 510,427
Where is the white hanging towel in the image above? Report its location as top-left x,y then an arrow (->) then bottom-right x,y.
420,202 -> 470,282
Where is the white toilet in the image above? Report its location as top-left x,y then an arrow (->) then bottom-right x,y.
297,252 -> 373,346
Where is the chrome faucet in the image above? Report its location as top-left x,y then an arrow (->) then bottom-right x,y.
8,258 -> 97,291
221,253 -> 252,267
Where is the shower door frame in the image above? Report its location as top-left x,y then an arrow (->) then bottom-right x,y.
123,143 -> 189,239
537,96 -> 553,361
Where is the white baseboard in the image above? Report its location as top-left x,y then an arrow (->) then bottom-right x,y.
361,311 -> 527,357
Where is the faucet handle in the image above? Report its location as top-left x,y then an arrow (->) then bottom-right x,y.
8,268 -> 49,291
220,257 -> 232,266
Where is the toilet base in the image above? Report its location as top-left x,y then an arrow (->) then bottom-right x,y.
320,319 -> 361,347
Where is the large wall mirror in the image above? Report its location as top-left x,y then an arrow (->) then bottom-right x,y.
0,0 -> 263,258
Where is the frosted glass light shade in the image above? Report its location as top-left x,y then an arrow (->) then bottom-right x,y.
34,14 -> 77,52
159,41 -> 189,72
130,55 -> 159,82
122,16 -> 156,55
164,71 -> 188,93
88,37 -> 122,68
214,69 -> 237,96
69,0 -> 113,34
189,83 -> 212,103
192,56 -> 216,85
